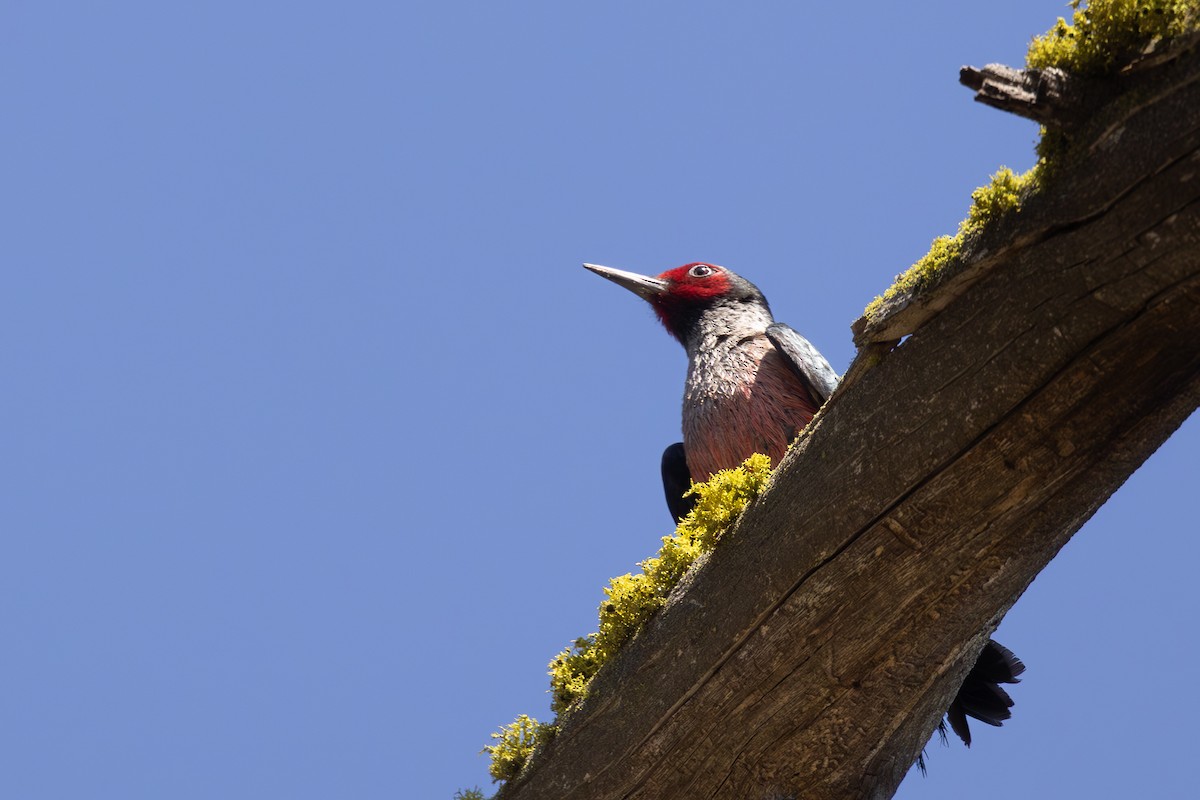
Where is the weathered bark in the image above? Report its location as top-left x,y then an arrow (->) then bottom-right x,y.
958,64 -> 1086,125
501,45 -> 1200,800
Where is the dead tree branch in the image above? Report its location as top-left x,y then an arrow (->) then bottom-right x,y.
501,45 -> 1200,800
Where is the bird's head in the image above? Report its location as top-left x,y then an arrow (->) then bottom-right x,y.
583,262 -> 770,344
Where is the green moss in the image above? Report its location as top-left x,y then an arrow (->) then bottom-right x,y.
1029,1 -> 1199,163
494,454 -> 774,784
548,453 -> 773,715
863,167 -> 1038,321
965,167 -> 1029,224
482,715 -> 554,784
1027,0 -> 1199,75
548,635 -> 604,714
453,790 -> 488,800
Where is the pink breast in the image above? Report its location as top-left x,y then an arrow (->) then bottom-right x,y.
684,349 -> 820,482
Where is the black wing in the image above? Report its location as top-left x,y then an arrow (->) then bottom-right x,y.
661,442 -> 698,524
765,322 -> 840,406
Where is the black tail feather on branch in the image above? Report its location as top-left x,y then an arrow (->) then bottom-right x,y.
945,640 -> 1026,748
919,641 -> 1025,774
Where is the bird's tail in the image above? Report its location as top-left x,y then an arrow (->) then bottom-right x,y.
944,639 -> 1026,747
918,640 -> 1025,773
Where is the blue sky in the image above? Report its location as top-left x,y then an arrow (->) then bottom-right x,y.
2,2 -> 1195,798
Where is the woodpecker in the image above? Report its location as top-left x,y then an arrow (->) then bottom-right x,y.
584,260 -> 1024,751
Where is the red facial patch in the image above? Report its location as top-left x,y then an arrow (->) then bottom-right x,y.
655,263 -> 731,301
649,263 -> 732,339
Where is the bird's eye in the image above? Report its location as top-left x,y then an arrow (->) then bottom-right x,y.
688,264 -> 714,278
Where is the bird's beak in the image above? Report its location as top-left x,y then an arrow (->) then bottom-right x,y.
582,263 -> 669,300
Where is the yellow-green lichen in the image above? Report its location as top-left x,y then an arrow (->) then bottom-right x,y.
1027,0 -> 1199,75
482,715 -> 554,785
453,789 -> 487,800
863,166 -> 1038,321
492,454 -> 774,785
548,453 -> 772,714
